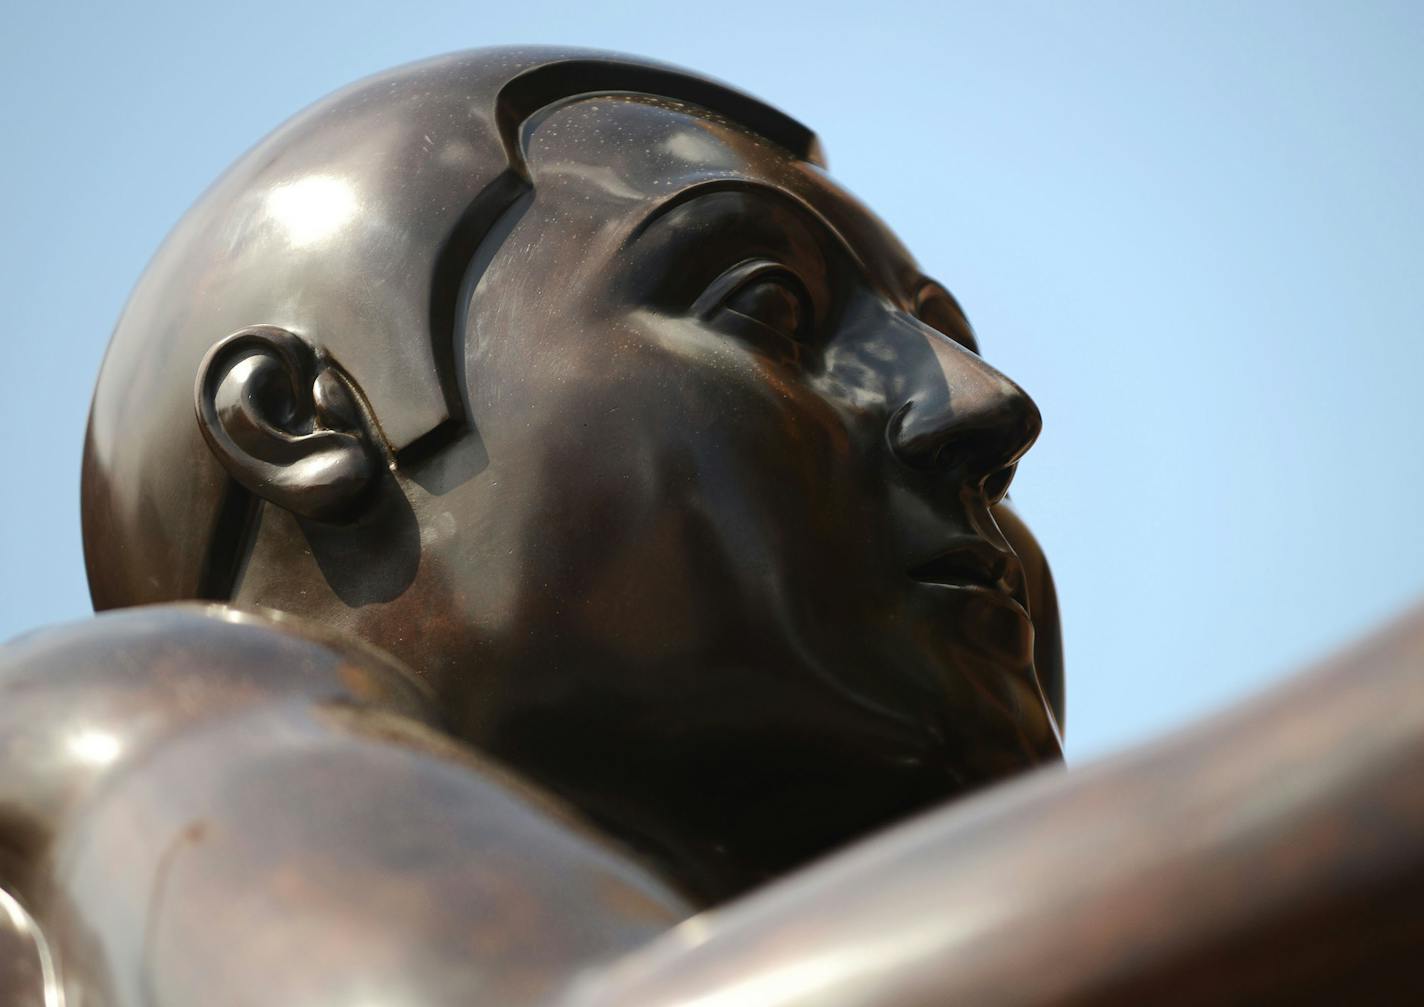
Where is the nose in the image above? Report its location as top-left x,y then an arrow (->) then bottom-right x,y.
888,321 -> 1042,496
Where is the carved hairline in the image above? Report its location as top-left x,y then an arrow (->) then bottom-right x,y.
419,59 -> 825,464
196,57 -> 826,600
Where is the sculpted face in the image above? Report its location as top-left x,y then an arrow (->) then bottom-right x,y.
85,55 -> 1063,903
405,96 -> 1058,894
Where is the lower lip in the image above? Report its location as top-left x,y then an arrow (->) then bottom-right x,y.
913,580 -> 1032,623
913,580 -> 1037,672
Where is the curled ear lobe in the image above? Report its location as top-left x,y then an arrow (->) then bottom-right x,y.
195,326 -> 382,522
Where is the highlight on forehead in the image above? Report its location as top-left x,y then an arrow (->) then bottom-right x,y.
522,93 -> 811,202
521,95 -> 887,279
495,58 -> 825,175
523,98 -> 924,304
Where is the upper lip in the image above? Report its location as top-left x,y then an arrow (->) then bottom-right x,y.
909,539 -> 1031,618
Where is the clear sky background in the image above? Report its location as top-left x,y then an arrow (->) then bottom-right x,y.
2,2 -> 1420,761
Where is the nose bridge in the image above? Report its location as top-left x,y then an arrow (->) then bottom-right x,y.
888,318 -> 1042,481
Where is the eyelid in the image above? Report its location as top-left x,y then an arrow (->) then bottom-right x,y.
913,279 -> 979,352
692,258 -> 809,320
911,279 -> 962,318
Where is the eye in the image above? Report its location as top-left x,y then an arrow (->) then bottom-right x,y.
724,275 -> 806,339
695,259 -> 815,364
914,282 -> 979,355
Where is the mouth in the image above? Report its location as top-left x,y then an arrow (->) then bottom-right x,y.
908,539 -> 1032,621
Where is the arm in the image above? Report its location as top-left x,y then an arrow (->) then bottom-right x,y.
0,605 -> 689,1007
568,604 -> 1424,1006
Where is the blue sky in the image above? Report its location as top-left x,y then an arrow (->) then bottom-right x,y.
2,1 -> 1421,760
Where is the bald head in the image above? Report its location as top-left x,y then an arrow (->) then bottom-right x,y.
81,49 -> 1063,901
82,47 -> 821,609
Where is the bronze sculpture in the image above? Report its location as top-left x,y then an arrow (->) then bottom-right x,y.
3,46 -> 1422,1005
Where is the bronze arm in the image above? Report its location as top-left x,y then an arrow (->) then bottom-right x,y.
0,606 -> 689,1007
567,605 -> 1424,1006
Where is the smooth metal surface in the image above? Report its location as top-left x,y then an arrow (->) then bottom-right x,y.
0,606 -> 688,1007
0,42 -> 1401,1006
81,47 -> 1063,906
565,603 -> 1424,1006
0,888 -> 58,1007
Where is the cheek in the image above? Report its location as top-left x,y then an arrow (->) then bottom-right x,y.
623,349 -> 893,594
470,314 -> 901,630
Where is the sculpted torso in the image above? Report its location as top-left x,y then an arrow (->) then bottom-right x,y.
4,47 -> 1422,1007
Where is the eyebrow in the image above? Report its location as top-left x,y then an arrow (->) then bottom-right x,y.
624,177 -> 872,277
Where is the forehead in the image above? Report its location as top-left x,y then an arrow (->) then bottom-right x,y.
522,95 -> 922,296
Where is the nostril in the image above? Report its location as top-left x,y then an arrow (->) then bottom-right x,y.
886,358 -> 1041,479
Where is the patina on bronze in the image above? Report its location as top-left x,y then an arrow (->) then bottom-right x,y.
0,606 -> 688,1007
0,45 -> 1416,1007
81,47 -> 1062,905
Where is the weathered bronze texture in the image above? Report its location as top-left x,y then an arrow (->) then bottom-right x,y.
81,47 -> 1063,904
0,43 -> 1408,1007
0,607 -> 688,1006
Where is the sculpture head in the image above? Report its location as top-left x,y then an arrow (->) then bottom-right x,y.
83,48 -> 1062,901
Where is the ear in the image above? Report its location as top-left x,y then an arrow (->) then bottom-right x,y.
195,326 -> 381,522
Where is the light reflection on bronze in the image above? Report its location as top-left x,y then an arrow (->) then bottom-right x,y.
81,48 -> 1061,906
0,44 -> 1410,1006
